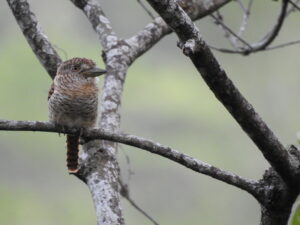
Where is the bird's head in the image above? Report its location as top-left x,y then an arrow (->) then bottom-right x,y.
56,58 -> 106,82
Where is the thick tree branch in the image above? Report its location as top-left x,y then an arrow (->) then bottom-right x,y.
8,1 -> 125,224
0,119 -> 261,200
69,2 -> 131,224
6,0 -> 62,79
70,0 -> 118,50
125,0 -> 231,63
144,0 -> 298,188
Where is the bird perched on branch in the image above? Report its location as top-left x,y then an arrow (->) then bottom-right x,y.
48,57 -> 106,173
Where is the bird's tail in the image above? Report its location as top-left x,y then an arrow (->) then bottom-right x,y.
66,134 -> 80,173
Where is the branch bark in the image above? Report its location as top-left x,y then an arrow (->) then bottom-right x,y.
70,1 -> 131,224
70,0 -> 118,50
144,0 -> 297,191
8,0 -> 125,224
125,0 -> 232,63
7,0 -> 62,79
143,0 -> 300,224
0,119 -> 261,200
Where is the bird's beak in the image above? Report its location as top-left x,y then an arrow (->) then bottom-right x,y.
83,67 -> 107,77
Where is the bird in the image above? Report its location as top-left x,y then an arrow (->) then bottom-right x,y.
48,57 -> 106,173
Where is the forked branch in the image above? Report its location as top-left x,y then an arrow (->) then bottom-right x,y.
7,0 -> 61,79
144,0 -> 297,188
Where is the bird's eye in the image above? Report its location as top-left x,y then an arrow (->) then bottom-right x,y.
73,65 -> 80,71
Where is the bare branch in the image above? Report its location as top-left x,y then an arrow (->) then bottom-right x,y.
69,2 -> 130,224
0,119 -> 261,200
211,11 -> 239,49
8,1 -> 125,224
287,0 -> 300,14
209,39 -> 300,53
144,0 -> 297,187
137,0 -> 155,19
250,0 -> 289,51
210,0 -> 290,55
70,0 -> 118,49
264,39 -> 300,50
125,0 -> 232,63
119,180 -> 160,225
210,13 -> 253,50
288,0 -> 300,10
234,0 -> 253,42
6,0 -> 62,79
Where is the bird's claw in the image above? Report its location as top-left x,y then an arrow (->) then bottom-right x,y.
57,125 -> 67,137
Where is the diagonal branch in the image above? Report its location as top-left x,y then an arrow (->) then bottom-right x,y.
144,0 -> 297,187
125,0 -> 232,64
70,0 -> 118,50
251,0 -> 289,51
0,119 -> 262,200
119,180 -> 160,225
6,0 -> 62,79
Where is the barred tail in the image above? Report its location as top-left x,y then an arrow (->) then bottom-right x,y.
66,134 -> 80,173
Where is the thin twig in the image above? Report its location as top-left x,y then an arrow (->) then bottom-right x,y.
210,0 -> 290,55
287,0 -> 300,14
236,0 -> 247,12
209,39 -> 300,53
120,146 -> 134,184
137,0 -> 155,19
264,39 -> 300,50
236,0 -> 253,38
251,0 -> 289,51
70,0 -> 118,50
288,0 -> 300,10
120,180 -> 160,225
210,14 -> 253,50
214,10 -> 239,49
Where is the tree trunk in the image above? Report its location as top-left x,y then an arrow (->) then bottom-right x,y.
260,206 -> 291,225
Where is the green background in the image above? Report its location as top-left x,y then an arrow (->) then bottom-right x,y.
0,0 -> 300,224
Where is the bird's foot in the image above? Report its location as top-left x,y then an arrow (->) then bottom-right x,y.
56,124 -> 67,137
61,126 -> 68,136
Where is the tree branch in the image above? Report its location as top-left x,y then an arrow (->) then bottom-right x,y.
70,0 -> 118,50
6,0 -> 62,79
210,0 -> 290,55
0,119 -> 262,200
119,180 -> 160,225
125,0 -> 232,64
251,0 -> 289,51
69,2 -> 132,224
144,0 -> 297,188
8,1 -> 125,224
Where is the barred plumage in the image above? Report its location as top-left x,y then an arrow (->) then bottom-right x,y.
48,57 -> 106,173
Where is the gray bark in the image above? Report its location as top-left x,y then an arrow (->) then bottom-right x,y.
0,119 -> 261,199
143,0 -> 300,224
5,0 -> 300,224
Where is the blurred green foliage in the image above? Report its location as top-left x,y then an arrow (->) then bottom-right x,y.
1,0 -> 300,225
290,203 -> 300,225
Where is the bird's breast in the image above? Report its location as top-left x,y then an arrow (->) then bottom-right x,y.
48,83 -> 98,128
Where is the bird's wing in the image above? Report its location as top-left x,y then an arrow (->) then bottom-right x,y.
48,82 -> 54,101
